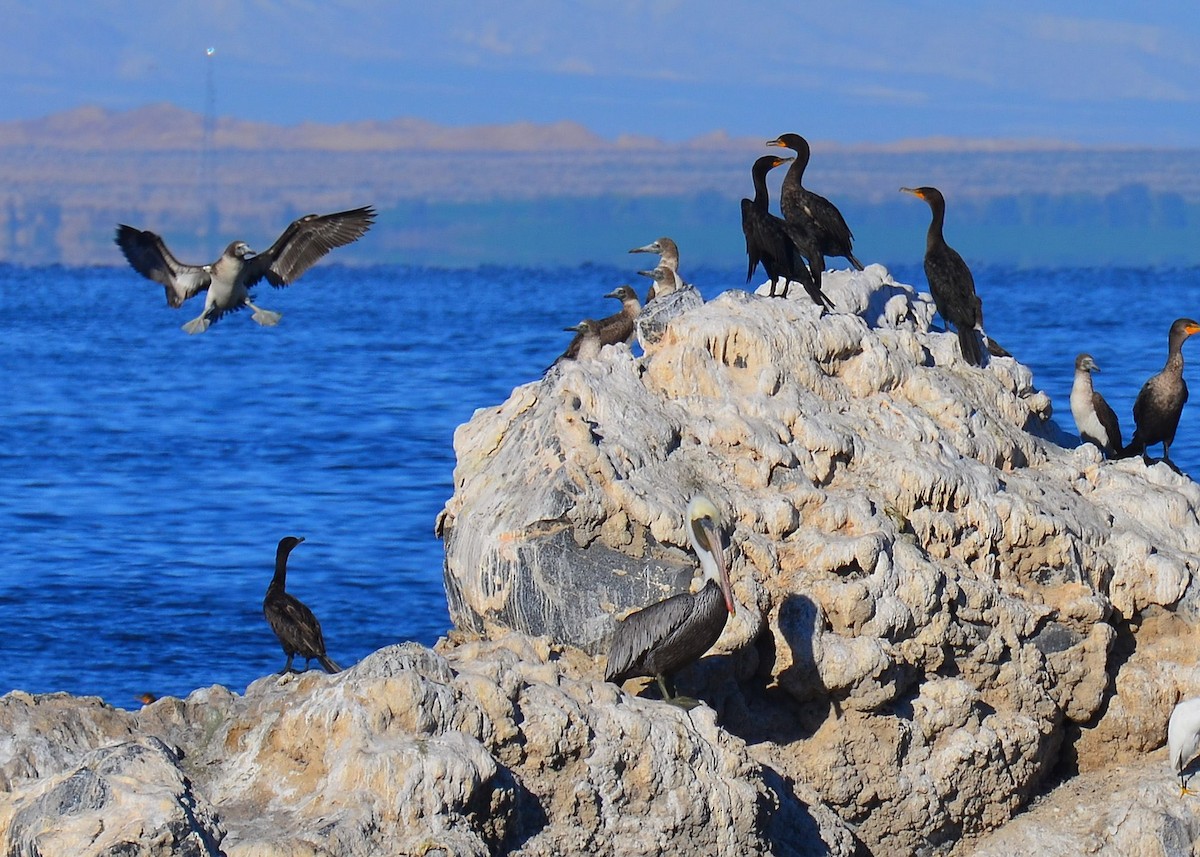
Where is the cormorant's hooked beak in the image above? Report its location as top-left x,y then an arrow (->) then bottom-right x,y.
900,187 -> 922,198
765,137 -> 785,148
694,516 -> 735,615
1186,322 -> 1200,337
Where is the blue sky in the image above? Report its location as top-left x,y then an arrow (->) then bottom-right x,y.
5,2 -> 1200,146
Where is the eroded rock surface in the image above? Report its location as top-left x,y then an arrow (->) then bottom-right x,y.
438,266 -> 1200,853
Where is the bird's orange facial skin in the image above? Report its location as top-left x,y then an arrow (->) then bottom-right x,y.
1187,323 -> 1200,336
766,139 -> 783,147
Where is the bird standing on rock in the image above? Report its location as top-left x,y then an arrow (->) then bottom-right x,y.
605,495 -> 736,709
901,186 -> 985,366
1169,697 -> 1200,796
741,155 -> 832,308
263,536 -> 342,675
1124,317 -> 1200,465
115,206 -> 376,333
1070,353 -> 1122,457
766,132 -> 863,272
629,237 -> 685,300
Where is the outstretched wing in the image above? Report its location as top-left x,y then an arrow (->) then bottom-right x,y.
114,225 -> 211,308
242,205 -> 376,288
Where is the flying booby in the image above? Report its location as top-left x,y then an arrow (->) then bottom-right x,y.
741,155 -> 831,308
629,237 -> 685,299
115,205 -> 376,334
605,495 -> 736,708
1070,354 -> 1122,457
1125,317 -> 1200,464
263,536 -> 342,675
766,133 -> 863,271
901,186 -> 985,366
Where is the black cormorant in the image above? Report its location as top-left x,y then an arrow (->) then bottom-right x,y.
901,186 -> 985,366
1070,354 -> 1122,457
1125,317 -> 1200,464
741,155 -> 832,308
263,536 -> 342,674
605,495 -> 735,708
115,206 -> 376,333
766,133 -> 863,271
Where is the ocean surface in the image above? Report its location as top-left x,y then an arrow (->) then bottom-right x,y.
1,260 -> 1199,708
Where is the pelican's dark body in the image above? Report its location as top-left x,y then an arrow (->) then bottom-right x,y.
1127,318 -> 1200,462
604,580 -> 729,686
903,186 -> 984,366
767,133 -> 863,271
263,536 -> 341,674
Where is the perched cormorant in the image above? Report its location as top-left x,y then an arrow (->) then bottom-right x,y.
1169,697 -> 1200,796
741,155 -> 832,308
901,186 -> 985,366
766,133 -> 863,271
629,237 -> 685,299
1070,354 -> 1122,457
605,495 -> 735,708
553,319 -> 604,366
115,206 -> 376,334
1125,318 -> 1200,464
263,536 -> 342,675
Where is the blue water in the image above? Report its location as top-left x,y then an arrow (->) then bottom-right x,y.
0,260 -> 1198,708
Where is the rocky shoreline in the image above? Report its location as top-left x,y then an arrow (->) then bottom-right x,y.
4,267 -> 1200,855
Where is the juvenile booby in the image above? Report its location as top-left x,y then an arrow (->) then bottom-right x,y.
629,237 -> 685,299
766,133 -> 863,271
901,186 -> 985,366
1070,354 -> 1122,457
741,155 -> 831,308
552,319 -> 604,366
115,206 -> 376,333
263,536 -> 342,675
597,284 -> 642,347
605,495 -> 736,708
1125,317 -> 1200,464
1169,696 -> 1200,796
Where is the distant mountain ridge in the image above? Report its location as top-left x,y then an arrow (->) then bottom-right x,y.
1,105 -> 1200,267
0,104 -> 1117,155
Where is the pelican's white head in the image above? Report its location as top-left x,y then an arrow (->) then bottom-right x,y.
686,495 -> 734,615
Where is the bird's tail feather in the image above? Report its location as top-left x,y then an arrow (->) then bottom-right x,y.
959,328 -> 985,367
847,252 -> 865,271
319,655 -> 342,674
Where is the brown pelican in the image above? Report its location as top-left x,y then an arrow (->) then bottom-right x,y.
1125,317 -> 1200,464
629,237 -> 685,299
1070,354 -> 1122,457
1169,696 -> 1200,796
901,186 -> 984,366
263,536 -> 342,674
766,133 -> 863,271
115,206 -> 376,334
605,495 -> 735,707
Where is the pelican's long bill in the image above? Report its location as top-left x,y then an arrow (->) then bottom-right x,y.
691,508 -> 735,616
